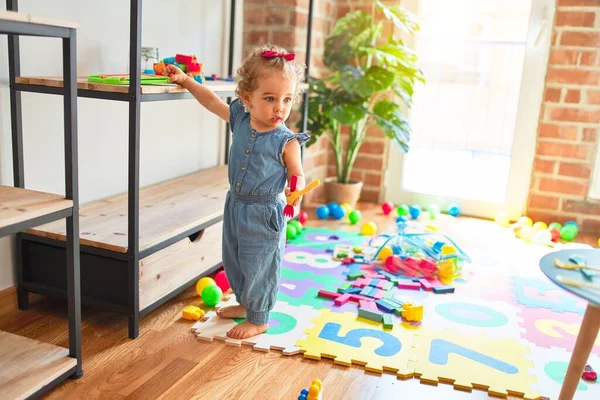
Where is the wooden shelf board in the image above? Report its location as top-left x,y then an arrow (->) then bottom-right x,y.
0,186 -> 72,233
0,330 -> 76,400
0,10 -> 79,29
15,76 -> 237,95
27,165 -> 229,254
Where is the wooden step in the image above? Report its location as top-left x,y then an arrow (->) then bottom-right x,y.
0,330 -> 77,400
0,186 -> 72,236
27,165 -> 229,254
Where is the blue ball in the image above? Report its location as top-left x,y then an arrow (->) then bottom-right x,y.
298,396 -> 307,400
447,203 -> 460,217
565,220 -> 578,229
331,205 -> 346,220
409,205 -> 421,219
327,202 -> 339,213
316,205 -> 330,219
300,389 -> 309,396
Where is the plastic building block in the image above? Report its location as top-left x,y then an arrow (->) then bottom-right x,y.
182,305 -> 205,321
433,285 -> 455,294
360,286 -> 372,297
341,287 -> 362,294
348,271 -> 365,280
358,307 -> 384,322
163,56 -> 176,64
383,291 -> 394,299
334,293 -> 351,306
383,314 -> 393,330
419,278 -> 434,291
349,294 -> 371,302
382,281 -> 394,291
337,282 -> 352,292
317,290 -> 339,300
359,300 -> 373,309
398,281 -> 421,290
369,278 -> 380,287
175,53 -> 196,64
376,299 -> 396,313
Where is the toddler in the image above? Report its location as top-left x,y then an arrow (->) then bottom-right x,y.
166,44 -> 309,339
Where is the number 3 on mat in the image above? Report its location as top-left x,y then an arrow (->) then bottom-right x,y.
429,339 -> 518,374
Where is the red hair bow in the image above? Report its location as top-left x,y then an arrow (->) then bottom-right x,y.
261,50 -> 295,61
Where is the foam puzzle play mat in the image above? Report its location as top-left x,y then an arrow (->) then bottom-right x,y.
186,216 -> 600,399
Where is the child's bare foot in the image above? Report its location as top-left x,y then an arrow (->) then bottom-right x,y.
216,304 -> 247,319
227,321 -> 269,339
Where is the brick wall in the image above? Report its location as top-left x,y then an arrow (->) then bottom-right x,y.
527,0 -> 600,233
243,0 -> 335,204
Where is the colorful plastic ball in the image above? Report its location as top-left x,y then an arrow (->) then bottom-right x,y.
202,284 -> 223,306
447,203 -> 460,217
377,246 -> 394,261
286,224 -> 298,240
427,204 -> 440,219
340,203 -> 353,213
533,229 -> 552,244
397,204 -> 409,217
348,209 -> 362,224
331,205 -> 346,220
327,202 -> 339,213
549,226 -> 561,242
519,226 -> 535,242
560,225 -> 578,241
565,221 -> 578,228
289,219 -> 303,234
409,205 -> 421,219
298,210 -> 308,224
381,201 -> 394,215
316,205 -> 330,219
532,221 -> 548,231
196,277 -> 216,296
517,216 -> 533,227
214,270 -> 230,292
361,221 -> 377,235
549,222 -> 562,230
495,211 -> 510,227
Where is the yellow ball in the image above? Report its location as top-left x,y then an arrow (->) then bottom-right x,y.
518,216 -> 533,227
196,277 -> 216,296
597,237 -> 600,247
340,203 -> 353,213
377,247 -> 394,261
361,221 -> 377,235
532,221 -> 548,231
519,226 -> 535,242
495,211 -> 510,227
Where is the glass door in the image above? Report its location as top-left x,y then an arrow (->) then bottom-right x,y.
386,0 -> 555,219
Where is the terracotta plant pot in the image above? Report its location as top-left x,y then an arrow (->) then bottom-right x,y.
324,177 -> 363,209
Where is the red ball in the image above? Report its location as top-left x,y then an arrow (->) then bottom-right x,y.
299,210 -> 308,224
214,270 -> 230,292
381,201 -> 394,215
549,226 -> 561,242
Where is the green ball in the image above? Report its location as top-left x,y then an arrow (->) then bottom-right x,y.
560,225 -> 577,241
427,204 -> 440,219
397,204 -> 409,217
286,224 -> 298,240
348,210 -> 362,225
289,219 -> 303,234
202,284 -> 223,306
549,222 -> 562,230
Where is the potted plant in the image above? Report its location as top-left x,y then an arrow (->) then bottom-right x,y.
302,1 -> 424,207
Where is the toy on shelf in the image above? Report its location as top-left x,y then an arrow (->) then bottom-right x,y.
87,73 -> 170,85
154,53 -> 205,83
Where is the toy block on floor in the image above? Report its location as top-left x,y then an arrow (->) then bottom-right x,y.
334,293 -> 351,305
317,290 -> 340,300
348,271 -> 365,280
369,278 -> 381,287
419,278 -> 434,291
383,314 -> 393,330
182,305 -> 205,321
340,287 -> 362,294
376,299 -> 396,313
398,281 -> 422,290
358,307 -> 383,322
433,285 -> 455,294
360,286 -> 372,297
401,303 -> 423,322
352,278 -> 366,288
337,282 -> 352,292
349,294 -> 371,302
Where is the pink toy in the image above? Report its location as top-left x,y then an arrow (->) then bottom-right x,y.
381,201 -> 394,215
214,270 -> 230,292
299,210 -> 308,224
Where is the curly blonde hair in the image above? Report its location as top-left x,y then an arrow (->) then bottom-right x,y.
235,44 -> 306,105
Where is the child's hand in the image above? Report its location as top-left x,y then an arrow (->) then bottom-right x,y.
285,185 -> 303,207
165,64 -> 187,85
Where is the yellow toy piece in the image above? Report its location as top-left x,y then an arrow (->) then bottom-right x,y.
361,221 -> 377,236
401,302 -> 423,322
182,305 -> 205,321
377,246 -> 393,261
340,203 -> 353,213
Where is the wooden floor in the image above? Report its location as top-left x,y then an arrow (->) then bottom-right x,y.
0,204 -> 597,400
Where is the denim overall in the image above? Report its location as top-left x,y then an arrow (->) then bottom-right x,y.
222,98 -> 309,324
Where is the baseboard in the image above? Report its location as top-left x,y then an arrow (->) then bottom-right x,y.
0,286 -> 17,317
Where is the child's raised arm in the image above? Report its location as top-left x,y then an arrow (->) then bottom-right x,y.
166,64 -> 230,123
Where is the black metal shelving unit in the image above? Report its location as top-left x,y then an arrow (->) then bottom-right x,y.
8,0 -> 315,340
0,7 -> 82,399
